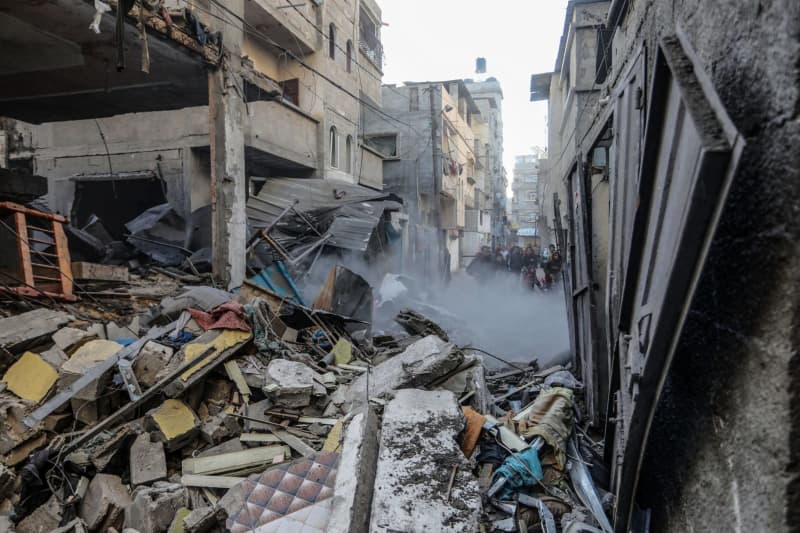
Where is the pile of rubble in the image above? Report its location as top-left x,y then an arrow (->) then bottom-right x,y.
0,265 -> 614,533
0,193 -> 612,533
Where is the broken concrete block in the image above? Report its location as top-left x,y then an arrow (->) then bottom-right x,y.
182,506 -> 217,533
368,389 -> 481,533
71,261 -> 130,283
346,335 -> 464,406
78,474 -> 132,532
130,433 -> 167,486
0,394 -> 33,456
263,359 -> 314,408
86,323 -> 107,340
2,352 -> 58,403
39,345 -> 69,368
132,342 -> 174,389
52,327 -> 95,354
60,339 -> 122,401
17,495 -> 63,533
107,317 -> 140,341
124,482 -> 189,533
149,399 -> 200,451
328,408 -> 379,533
199,411 -> 240,445
0,309 -> 72,352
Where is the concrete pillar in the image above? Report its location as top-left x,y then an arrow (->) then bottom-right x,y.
208,0 -> 246,289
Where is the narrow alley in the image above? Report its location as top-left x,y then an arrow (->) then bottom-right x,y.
0,1 -> 797,533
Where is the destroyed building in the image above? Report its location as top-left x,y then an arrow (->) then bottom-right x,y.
532,0 -> 800,531
0,0 -> 388,290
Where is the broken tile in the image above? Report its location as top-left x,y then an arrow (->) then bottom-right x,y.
2,351 -> 58,403
130,433 -> 167,486
149,399 -> 200,452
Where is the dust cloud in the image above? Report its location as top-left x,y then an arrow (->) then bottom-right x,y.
424,273 -> 571,368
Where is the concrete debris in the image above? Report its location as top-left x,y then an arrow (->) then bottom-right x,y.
124,482 -> 188,533
0,247 -> 596,533
78,473 -> 132,531
0,309 -> 72,352
346,335 -> 464,405
369,389 -> 481,533
130,433 -> 167,486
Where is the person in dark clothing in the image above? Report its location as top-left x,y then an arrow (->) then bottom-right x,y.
508,246 -> 525,275
545,245 -> 563,286
467,245 -> 495,283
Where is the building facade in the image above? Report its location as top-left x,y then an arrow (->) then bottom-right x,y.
533,0 -> 800,531
510,150 -> 545,247
0,0 -> 385,288
364,79 -> 486,275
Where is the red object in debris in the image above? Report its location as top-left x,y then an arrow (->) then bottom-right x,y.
188,301 -> 251,332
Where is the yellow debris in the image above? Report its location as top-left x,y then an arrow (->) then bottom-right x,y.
322,418 -> 344,452
2,352 -> 58,403
332,338 -> 353,366
61,339 -> 121,374
181,329 -> 251,381
151,399 -> 198,442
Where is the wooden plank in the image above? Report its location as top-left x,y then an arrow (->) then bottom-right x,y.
14,212 -> 33,286
52,221 -> 73,296
297,417 -> 338,426
180,474 -> 245,489
224,360 -> 251,402
273,430 -> 316,457
182,446 -> 289,476
71,262 -> 130,282
240,433 -> 283,444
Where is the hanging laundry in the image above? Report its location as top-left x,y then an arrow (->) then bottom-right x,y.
89,0 -> 111,34
185,9 -> 208,45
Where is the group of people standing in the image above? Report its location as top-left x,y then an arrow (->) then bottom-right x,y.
467,243 -> 563,290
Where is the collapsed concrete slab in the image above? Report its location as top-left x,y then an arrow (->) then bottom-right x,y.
327,408 -> 379,533
369,389 -> 481,533
346,335 -> 464,406
0,309 -> 72,352
52,327 -> 95,354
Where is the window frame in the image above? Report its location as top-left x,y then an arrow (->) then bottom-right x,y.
345,135 -> 353,173
328,24 -> 336,60
329,126 -> 339,168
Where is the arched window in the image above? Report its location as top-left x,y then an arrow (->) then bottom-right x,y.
329,126 -> 338,168
345,135 -> 353,172
346,40 -> 353,73
328,24 -> 336,59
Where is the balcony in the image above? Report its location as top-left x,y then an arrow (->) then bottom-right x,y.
245,0 -> 319,56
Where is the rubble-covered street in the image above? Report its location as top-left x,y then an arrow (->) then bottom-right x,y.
1,0 -> 798,531
0,215 -> 603,532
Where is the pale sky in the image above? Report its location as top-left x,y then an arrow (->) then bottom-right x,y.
379,0 -> 569,195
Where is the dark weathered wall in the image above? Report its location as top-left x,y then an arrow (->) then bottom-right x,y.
610,0 -> 800,531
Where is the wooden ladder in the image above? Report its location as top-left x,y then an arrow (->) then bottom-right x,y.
0,201 -> 75,301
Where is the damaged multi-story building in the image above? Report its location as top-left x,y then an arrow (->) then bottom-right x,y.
532,0 -> 800,531
510,149 -> 546,248
363,76 -> 508,275
0,0 -> 387,290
